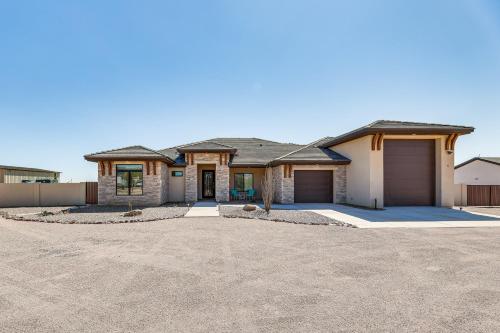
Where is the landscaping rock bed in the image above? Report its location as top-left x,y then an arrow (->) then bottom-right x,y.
219,206 -> 354,227
1,204 -> 190,224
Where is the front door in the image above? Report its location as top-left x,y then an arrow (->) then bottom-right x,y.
202,170 -> 215,198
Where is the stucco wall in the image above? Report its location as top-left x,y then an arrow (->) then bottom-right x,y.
168,167 -> 185,202
97,161 -> 168,206
0,183 -> 86,207
455,160 -> 500,185
330,134 -> 455,208
330,136 -> 375,207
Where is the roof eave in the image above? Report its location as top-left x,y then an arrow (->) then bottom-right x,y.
319,127 -> 475,148
269,159 -> 351,166
84,155 -> 174,164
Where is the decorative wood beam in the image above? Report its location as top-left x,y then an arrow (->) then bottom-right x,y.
371,133 -> 380,151
445,133 -> 458,150
153,161 -> 157,175
107,161 -> 112,176
450,134 -> 459,151
219,153 -> 222,165
146,161 -> 150,175
99,161 -> 105,176
376,133 -> 384,151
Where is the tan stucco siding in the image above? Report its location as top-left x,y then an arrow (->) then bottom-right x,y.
455,160 -> 500,185
329,136 -> 375,207
330,134 -> 455,208
168,167 -> 185,202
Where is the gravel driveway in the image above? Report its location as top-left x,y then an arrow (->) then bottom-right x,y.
1,216 -> 500,332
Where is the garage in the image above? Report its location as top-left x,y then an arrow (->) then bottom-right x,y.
384,139 -> 435,206
294,170 -> 333,203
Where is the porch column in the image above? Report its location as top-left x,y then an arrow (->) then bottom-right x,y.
215,164 -> 229,202
185,165 -> 197,202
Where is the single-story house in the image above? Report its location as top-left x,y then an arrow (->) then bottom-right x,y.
455,157 -> 500,206
0,165 -> 60,183
84,120 -> 474,208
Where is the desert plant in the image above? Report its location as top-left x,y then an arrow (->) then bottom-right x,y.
261,166 -> 274,213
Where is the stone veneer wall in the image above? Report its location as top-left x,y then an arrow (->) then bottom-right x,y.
185,165 -> 197,202
184,153 -> 230,202
272,164 -> 347,204
98,161 -> 168,206
272,166 -> 284,203
334,165 -> 347,203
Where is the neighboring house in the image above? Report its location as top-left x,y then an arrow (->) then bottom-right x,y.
84,120 -> 474,208
0,165 -> 60,183
455,157 -> 500,206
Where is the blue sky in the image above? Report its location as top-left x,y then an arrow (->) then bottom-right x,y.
1,0 -> 499,181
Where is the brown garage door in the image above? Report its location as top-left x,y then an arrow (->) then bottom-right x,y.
294,170 -> 333,203
384,140 -> 435,206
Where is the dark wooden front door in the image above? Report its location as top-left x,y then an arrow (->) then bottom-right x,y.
384,139 -> 435,206
202,170 -> 215,198
294,170 -> 333,203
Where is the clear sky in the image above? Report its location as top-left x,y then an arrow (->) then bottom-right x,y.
1,0 -> 499,182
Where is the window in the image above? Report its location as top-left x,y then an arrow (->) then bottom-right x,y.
116,164 -> 143,196
234,173 -> 253,191
171,171 -> 183,177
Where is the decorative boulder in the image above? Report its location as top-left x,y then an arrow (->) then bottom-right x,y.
243,204 -> 257,212
123,209 -> 142,217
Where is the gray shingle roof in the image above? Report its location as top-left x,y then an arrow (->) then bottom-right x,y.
455,157 -> 500,169
320,120 -> 475,148
84,145 -> 174,163
0,165 -> 60,173
176,141 -> 236,153
272,138 -> 350,165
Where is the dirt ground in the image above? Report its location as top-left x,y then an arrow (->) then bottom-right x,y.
1,216 -> 500,332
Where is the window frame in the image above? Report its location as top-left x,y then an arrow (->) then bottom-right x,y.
234,173 -> 254,192
171,171 -> 184,177
115,164 -> 144,196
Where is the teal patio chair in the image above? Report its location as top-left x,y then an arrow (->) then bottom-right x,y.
246,188 -> 256,201
230,188 -> 239,201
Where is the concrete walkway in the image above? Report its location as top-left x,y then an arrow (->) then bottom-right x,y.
185,201 -> 219,217
294,204 -> 500,228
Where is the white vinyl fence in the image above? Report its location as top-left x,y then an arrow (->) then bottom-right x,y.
0,183 -> 86,207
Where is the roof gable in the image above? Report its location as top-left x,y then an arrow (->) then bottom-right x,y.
176,141 -> 237,153
320,120 -> 475,148
84,145 -> 174,163
455,157 -> 500,169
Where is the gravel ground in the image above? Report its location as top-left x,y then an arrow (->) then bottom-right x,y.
219,205 -> 352,226
1,204 -> 190,224
2,216 -> 500,332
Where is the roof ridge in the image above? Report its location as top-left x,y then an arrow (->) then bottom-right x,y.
174,139 -> 236,150
273,137 -> 329,161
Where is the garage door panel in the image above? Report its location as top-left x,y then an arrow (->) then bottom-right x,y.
294,170 -> 333,203
384,140 -> 435,206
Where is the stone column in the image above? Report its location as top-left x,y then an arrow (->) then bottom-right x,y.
185,165 -> 197,202
335,166 -> 347,204
215,164 -> 229,202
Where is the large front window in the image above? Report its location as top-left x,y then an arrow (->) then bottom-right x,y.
234,173 -> 253,191
116,164 -> 143,196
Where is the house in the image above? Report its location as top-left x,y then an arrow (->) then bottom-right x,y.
455,157 -> 500,206
0,165 -> 60,184
84,120 -> 474,208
